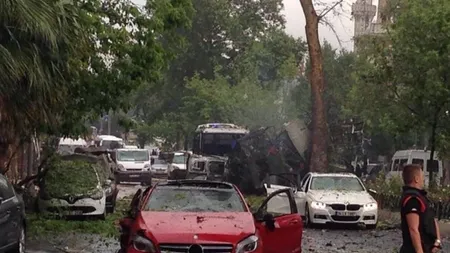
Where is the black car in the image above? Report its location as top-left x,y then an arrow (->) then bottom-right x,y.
0,174 -> 26,253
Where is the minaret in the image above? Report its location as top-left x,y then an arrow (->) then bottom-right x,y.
351,0 -> 377,50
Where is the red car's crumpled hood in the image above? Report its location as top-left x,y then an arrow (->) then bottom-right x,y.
140,211 -> 255,244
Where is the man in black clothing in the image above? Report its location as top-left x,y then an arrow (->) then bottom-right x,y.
400,164 -> 442,253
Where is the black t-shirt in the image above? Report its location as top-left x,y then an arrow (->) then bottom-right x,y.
403,197 -> 423,215
400,187 -> 437,253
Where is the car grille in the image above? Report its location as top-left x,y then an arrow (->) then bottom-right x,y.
159,243 -> 233,253
329,204 -> 361,211
331,215 -> 360,222
126,168 -> 142,171
46,206 -> 96,214
329,204 -> 345,210
346,204 -> 361,211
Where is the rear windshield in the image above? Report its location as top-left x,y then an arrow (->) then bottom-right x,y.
145,186 -> 246,212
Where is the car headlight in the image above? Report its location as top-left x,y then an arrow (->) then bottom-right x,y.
311,201 -> 327,210
118,164 -> 125,171
143,164 -> 150,171
90,189 -> 104,200
364,202 -> 378,210
236,235 -> 258,253
132,234 -> 156,253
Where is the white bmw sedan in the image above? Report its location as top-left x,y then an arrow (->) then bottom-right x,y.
265,172 -> 378,229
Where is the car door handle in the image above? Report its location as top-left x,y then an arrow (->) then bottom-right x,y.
289,219 -> 300,225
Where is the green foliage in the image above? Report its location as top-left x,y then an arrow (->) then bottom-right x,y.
0,0 -> 194,145
348,0 -> 450,156
131,0 -> 304,146
43,158 -> 102,198
28,197 -> 130,238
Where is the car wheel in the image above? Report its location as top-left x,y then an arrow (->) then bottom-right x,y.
304,204 -> 313,228
9,225 -> 25,253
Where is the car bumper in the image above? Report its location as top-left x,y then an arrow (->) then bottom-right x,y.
38,196 -> 106,216
309,206 -> 378,225
116,171 -> 152,183
124,245 -> 264,253
151,170 -> 168,178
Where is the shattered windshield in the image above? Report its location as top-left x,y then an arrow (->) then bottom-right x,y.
172,155 -> 185,164
117,150 -> 149,162
310,176 -> 365,191
201,133 -> 245,156
145,187 -> 246,212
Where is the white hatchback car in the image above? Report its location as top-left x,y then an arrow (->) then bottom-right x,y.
265,172 -> 378,228
38,167 -> 107,219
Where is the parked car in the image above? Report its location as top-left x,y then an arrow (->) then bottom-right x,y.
38,160 -> 111,219
167,152 -> 187,179
115,148 -> 152,185
0,174 -> 26,253
265,172 -> 378,229
118,180 -> 303,253
150,157 -> 168,178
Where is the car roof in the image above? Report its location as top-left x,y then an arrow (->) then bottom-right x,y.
117,148 -> 147,151
308,172 -> 358,178
98,135 -> 123,141
156,180 -> 235,190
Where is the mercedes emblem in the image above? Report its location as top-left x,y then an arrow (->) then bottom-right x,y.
188,244 -> 203,253
69,197 -> 74,203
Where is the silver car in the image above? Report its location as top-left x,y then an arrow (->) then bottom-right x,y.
151,158 -> 168,178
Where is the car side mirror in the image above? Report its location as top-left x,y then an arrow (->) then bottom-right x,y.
263,213 -> 276,231
368,189 -> 377,195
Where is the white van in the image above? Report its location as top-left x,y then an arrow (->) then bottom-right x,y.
95,135 -> 124,149
386,149 -> 443,186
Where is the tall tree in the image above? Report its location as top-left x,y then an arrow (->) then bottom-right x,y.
298,0 -> 344,172
350,0 -> 450,185
133,0 -> 292,145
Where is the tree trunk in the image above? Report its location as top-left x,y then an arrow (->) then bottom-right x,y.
300,0 -> 328,172
429,116 -> 438,188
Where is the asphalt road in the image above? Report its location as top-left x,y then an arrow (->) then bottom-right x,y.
29,227 -> 450,253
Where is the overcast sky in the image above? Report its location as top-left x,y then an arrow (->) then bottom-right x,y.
131,0 -> 362,51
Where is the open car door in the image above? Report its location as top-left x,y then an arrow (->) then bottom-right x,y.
254,188 -> 303,253
264,184 -> 306,216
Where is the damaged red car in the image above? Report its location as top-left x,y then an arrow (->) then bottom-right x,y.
119,180 -> 303,253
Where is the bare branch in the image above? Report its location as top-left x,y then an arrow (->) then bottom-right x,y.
319,17 -> 344,48
318,0 -> 344,20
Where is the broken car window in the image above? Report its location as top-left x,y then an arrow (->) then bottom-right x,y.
144,187 -> 246,212
310,177 -> 365,191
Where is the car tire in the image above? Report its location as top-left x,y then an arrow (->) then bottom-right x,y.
304,204 -> 314,228
8,225 -> 25,253
106,199 -> 115,214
